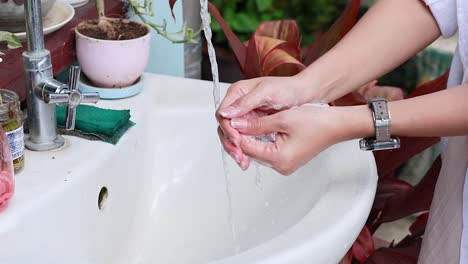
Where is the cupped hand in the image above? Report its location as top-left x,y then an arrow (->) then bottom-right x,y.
227,104 -> 371,175
215,76 -> 315,168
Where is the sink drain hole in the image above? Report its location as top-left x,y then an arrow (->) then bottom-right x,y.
98,186 -> 108,210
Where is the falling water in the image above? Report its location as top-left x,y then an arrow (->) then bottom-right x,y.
255,163 -> 264,192
199,0 -> 237,251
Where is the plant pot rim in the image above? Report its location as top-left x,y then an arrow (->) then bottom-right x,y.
75,19 -> 150,43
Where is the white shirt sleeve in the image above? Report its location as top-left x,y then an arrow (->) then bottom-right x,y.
423,0 -> 458,38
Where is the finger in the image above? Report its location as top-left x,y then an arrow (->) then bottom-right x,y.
239,135 -> 279,166
219,109 -> 267,146
219,117 -> 241,146
238,152 -> 251,171
217,127 -> 243,165
216,79 -> 260,119
217,127 -> 251,170
230,113 -> 287,136
218,84 -> 270,119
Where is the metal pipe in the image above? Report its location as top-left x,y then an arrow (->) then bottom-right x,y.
24,0 -> 45,52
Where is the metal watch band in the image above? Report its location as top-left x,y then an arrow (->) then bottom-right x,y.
369,99 -> 391,142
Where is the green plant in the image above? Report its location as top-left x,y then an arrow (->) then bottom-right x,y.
210,0 -> 349,49
91,0 -> 201,44
0,31 -> 21,63
128,0 -> 202,43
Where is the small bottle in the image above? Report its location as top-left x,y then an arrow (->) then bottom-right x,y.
0,89 -> 25,173
0,125 -> 14,212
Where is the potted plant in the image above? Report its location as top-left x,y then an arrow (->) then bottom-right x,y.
202,0 -> 351,83
208,0 -> 449,262
75,0 -> 200,88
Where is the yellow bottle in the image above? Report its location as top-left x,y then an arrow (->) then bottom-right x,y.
0,89 -> 25,173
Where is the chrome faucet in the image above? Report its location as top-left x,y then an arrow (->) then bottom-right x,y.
22,0 -> 100,151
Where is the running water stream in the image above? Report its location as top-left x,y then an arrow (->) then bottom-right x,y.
199,0 -> 238,251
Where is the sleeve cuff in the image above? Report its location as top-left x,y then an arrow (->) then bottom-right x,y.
424,0 -> 458,38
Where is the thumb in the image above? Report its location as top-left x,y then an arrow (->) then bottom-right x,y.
230,113 -> 286,136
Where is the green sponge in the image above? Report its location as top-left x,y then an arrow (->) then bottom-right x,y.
56,105 -> 135,145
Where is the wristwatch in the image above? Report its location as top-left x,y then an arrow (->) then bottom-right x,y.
359,98 -> 400,151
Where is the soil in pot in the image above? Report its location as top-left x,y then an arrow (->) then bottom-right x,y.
76,19 -> 148,40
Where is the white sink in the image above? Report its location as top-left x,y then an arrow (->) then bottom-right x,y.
0,74 -> 377,264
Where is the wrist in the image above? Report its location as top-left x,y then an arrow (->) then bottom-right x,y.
332,105 -> 375,141
295,63 -> 347,104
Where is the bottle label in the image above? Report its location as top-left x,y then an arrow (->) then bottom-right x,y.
6,126 -> 24,160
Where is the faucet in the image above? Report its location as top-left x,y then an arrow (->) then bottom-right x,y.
22,0 -> 100,151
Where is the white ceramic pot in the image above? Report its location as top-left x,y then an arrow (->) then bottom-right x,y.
75,21 -> 151,88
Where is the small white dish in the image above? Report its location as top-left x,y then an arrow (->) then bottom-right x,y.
14,0 -> 75,41
67,0 -> 89,8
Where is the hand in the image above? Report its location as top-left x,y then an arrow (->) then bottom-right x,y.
215,76 -> 316,169
227,104 -> 373,175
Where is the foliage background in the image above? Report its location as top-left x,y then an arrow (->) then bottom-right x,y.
210,0 -> 349,48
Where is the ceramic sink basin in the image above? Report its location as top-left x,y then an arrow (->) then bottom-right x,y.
0,74 -> 377,264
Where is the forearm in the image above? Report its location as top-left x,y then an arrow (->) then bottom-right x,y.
342,85 -> 468,140
298,0 -> 440,103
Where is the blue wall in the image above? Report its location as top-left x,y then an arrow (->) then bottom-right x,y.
130,0 -> 185,77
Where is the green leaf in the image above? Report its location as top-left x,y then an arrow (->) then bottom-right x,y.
261,14 -> 273,21
224,7 -> 235,21
211,20 -> 222,31
231,13 -> 259,33
0,31 -> 22,49
255,0 -> 273,12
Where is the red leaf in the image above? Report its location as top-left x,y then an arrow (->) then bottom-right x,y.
169,0 -> 176,20
244,35 -> 263,78
377,156 -> 441,223
208,3 -> 247,75
303,0 -> 361,65
244,21 -> 305,78
374,136 -> 439,178
262,41 -> 305,76
409,212 -> 429,236
263,49 -> 305,76
352,225 -> 375,263
366,240 -> 422,264
373,178 -> 412,212
368,177 -> 413,231
396,212 -> 429,248
408,71 -> 449,98
255,20 -> 301,47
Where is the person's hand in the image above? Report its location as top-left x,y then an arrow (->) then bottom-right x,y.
226,104 -> 373,175
215,76 -> 316,169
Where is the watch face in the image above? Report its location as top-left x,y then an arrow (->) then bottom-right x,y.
360,138 -> 400,151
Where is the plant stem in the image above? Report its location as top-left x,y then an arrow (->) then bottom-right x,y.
128,0 -> 202,44
96,0 -> 105,19
134,12 -> 187,43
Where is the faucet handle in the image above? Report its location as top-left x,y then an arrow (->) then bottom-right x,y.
69,65 -> 80,92
64,66 -> 100,130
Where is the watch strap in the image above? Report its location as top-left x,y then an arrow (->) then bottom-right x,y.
369,99 -> 391,142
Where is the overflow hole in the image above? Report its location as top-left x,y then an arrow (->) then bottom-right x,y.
98,186 -> 108,210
